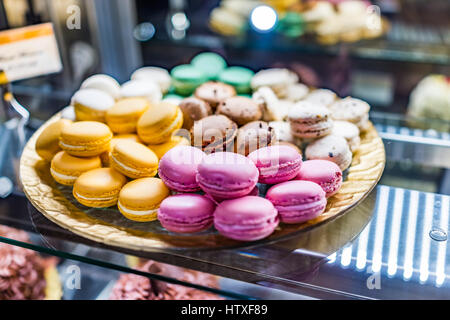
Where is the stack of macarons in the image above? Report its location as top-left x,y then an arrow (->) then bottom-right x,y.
34,52 -> 376,244
156,143 -> 343,241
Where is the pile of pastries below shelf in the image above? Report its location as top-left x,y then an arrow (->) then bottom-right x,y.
34,52 -> 372,242
209,0 -> 389,44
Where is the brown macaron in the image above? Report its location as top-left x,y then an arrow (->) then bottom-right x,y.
194,81 -> 236,108
179,97 -> 212,130
236,121 -> 277,156
191,115 -> 238,153
216,96 -> 262,126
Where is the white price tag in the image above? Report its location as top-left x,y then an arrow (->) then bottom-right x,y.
0,23 -> 62,84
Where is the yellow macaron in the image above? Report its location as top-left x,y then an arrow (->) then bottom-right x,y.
106,98 -> 150,133
72,88 -> 115,122
118,177 -> 169,222
73,167 -> 127,208
137,101 -> 183,144
60,121 -> 113,157
110,141 -> 159,179
148,135 -> 190,159
35,119 -> 72,161
100,133 -> 142,166
50,151 -> 102,186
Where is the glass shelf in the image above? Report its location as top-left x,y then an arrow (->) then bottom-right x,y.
1,115 -> 450,299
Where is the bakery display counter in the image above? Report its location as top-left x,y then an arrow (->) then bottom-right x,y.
0,116 -> 449,299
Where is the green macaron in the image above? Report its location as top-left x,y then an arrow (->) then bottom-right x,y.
170,64 -> 208,96
218,66 -> 254,94
191,52 -> 227,80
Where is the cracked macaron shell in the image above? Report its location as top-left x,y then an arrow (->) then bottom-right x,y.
110,141 -> 158,179
118,177 -> 170,222
73,168 -> 127,208
59,121 -> 113,157
106,98 -> 150,133
50,151 -> 102,186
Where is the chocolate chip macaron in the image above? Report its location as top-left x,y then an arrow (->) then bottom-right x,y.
305,135 -> 352,171
236,121 -> 276,156
216,96 -> 262,126
191,115 -> 238,153
179,97 -> 212,130
194,81 -> 236,109
288,101 -> 333,138
329,97 -> 370,131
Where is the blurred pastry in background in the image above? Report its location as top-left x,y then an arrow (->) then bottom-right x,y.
209,6 -> 247,36
253,86 -> 286,121
304,88 -> 337,107
331,120 -> 361,152
407,75 -> 450,131
110,260 -> 223,300
251,68 -> 298,98
131,67 -> 172,94
0,226 -> 61,300
179,97 -> 212,130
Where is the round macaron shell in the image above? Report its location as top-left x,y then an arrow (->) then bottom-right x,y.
196,152 -> 259,199
59,121 -> 113,157
111,141 -> 159,179
191,52 -> 227,80
50,151 -> 101,186
158,194 -> 216,233
266,180 -> 327,224
214,196 -> 279,241
72,88 -> 115,122
106,98 -> 150,133
296,160 -> 343,197
73,168 -> 127,208
137,101 -> 183,144
35,119 -> 72,161
248,145 -> 302,184
159,145 -> 206,192
148,135 -> 190,159
118,177 -> 170,222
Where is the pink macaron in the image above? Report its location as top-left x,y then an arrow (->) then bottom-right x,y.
158,194 -> 216,233
266,180 -> 326,224
158,146 -> 206,192
248,145 -> 302,184
196,152 -> 259,200
205,185 -> 259,204
296,160 -> 342,197
214,196 -> 279,241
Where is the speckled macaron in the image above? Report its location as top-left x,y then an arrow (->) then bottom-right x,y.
236,121 -> 276,156
60,121 -> 113,157
331,120 -> 360,152
329,97 -> 371,131
106,98 -> 150,133
252,87 -> 286,121
73,168 -> 127,208
194,81 -> 236,109
71,88 -> 115,122
118,177 -> 170,222
305,135 -> 352,171
216,96 -> 262,126
304,89 -> 337,107
35,119 -> 72,161
179,97 -> 212,130
251,68 -> 298,98
190,115 -> 238,153
50,151 -> 102,186
288,101 -> 333,138
110,141 -> 159,179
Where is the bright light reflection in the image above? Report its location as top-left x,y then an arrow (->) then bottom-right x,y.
250,5 -> 277,32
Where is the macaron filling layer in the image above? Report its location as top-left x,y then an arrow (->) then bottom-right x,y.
158,212 -> 213,232
196,174 -> 257,198
158,170 -> 199,192
111,154 -> 156,175
214,213 -> 279,241
118,201 -> 158,216
257,159 -> 302,183
50,168 -> 78,182
74,192 -> 116,202
274,198 -> 327,224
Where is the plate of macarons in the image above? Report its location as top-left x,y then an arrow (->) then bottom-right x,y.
20,52 -> 385,251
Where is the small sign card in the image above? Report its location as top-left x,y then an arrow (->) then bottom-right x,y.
0,23 -> 62,84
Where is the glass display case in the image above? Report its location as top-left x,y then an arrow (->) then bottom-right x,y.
0,0 -> 449,300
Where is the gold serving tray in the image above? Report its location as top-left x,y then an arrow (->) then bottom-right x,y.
20,113 -> 385,251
